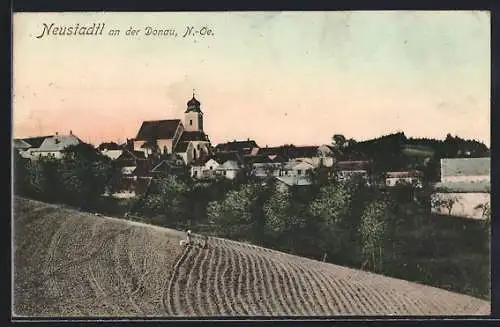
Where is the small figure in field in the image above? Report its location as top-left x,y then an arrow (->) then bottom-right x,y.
179,230 -> 192,247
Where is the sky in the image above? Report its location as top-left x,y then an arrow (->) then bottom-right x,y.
13,11 -> 490,147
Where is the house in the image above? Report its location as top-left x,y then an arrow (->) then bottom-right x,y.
97,142 -> 124,160
191,157 -> 220,180
386,171 -> 424,188
150,155 -> 187,177
431,157 -> 490,219
115,148 -> 147,168
214,152 -> 245,179
133,94 -> 211,163
25,132 -> 83,159
215,139 -> 259,156
289,160 -> 315,178
13,139 -> 32,152
336,160 -> 372,182
275,175 -> 312,192
246,154 -> 286,178
191,151 -> 244,180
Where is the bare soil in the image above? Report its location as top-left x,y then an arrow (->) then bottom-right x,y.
13,197 -> 490,317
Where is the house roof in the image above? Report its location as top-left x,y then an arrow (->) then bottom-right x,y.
336,160 -> 372,171
258,145 -> 319,159
215,140 -> 259,153
31,135 -> 82,152
117,149 -> 146,161
213,151 -> 244,165
135,119 -> 181,141
434,180 -> 490,193
98,142 -> 122,151
246,154 -> 285,164
217,160 -> 241,170
386,171 -> 424,178
14,139 -> 32,149
179,131 -> 210,143
21,135 -> 53,148
440,158 -> 490,178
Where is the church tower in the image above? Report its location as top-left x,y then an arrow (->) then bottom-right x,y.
184,91 -> 204,132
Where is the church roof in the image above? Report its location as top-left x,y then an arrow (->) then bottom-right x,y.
136,119 -> 181,141
179,131 -> 210,142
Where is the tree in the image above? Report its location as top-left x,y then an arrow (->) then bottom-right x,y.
206,183 -> 262,241
474,202 -> 490,219
138,175 -> 190,226
307,182 -> 352,260
59,143 -> 114,209
431,194 -> 459,215
359,199 -> 391,272
332,134 -> 347,148
13,151 -> 31,196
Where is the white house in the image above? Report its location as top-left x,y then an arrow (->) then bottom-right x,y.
98,142 -> 124,160
191,158 -> 220,179
336,160 -> 371,182
431,157 -> 490,219
289,160 -> 315,178
386,171 -> 424,188
275,175 -> 312,192
191,151 -> 244,180
216,160 -> 241,180
249,155 -> 285,178
26,132 -> 82,159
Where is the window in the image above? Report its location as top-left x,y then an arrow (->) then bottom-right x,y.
189,120 -> 193,126
297,170 -> 302,175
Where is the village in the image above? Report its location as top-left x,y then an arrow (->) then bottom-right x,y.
14,93 -> 491,220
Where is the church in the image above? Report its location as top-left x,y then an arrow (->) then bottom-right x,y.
133,93 -> 211,164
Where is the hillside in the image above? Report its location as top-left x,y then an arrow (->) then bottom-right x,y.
13,197 -> 490,317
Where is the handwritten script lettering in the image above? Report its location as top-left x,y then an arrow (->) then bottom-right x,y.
35,23 -> 215,40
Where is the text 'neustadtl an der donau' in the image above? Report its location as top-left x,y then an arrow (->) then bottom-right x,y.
35,23 -> 215,39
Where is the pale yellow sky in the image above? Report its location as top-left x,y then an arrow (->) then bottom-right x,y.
13,11 -> 490,147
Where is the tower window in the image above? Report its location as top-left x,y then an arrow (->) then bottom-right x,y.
189,120 -> 193,126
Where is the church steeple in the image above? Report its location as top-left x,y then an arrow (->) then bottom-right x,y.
186,89 -> 202,113
184,91 -> 204,132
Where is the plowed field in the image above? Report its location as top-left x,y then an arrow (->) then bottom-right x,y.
13,197 -> 490,317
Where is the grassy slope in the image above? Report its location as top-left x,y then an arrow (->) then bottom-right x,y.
13,197 -> 490,317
